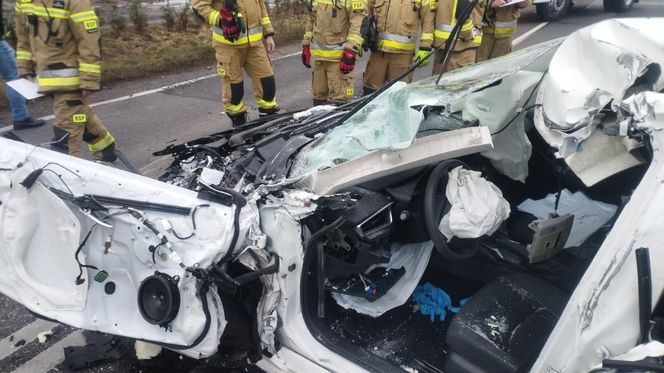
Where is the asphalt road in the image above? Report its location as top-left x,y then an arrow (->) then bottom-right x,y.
1,0 -> 663,371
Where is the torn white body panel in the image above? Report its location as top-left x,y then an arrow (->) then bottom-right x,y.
534,18 -> 664,185
0,140 -> 266,358
298,126 -> 493,195
532,91 -> 664,372
540,18 -> 664,146
258,205 -> 369,373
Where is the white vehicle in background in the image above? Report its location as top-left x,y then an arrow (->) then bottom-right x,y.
1,17 -> 664,373
533,0 -> 636,21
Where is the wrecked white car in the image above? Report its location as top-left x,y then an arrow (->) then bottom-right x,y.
1,18 -> 664,373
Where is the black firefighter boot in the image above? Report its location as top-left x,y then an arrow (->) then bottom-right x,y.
229,112 -> 248,127
100,142 -> 118,163
258,106 -> 280,119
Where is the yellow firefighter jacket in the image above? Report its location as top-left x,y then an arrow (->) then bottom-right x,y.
433,0 -> 485,51
368,0 -> 435,53
14,0 -> 101,93
483,0 -> 531,39
302,0 -> 367,62
192,0 -> 275,48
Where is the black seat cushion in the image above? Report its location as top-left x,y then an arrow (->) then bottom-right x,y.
444,273 -> 567,373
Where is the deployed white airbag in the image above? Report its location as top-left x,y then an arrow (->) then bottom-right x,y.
439,166 -> 510,240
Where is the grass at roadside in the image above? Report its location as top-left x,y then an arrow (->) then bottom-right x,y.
101,26 -> 215,82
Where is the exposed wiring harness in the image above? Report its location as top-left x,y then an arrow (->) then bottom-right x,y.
169,204 -> 210,240
74,226 -> 100,285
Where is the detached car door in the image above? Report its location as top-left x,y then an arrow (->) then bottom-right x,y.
0,138 -> 261,358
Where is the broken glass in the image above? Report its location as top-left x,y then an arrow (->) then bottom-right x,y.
290,39 -> 562,178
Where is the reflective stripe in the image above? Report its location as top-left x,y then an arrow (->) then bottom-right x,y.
16,50 -> 33,61
378,33 -> 415,51
212,26 -> 263,45
38,68 -> 80,86
310,42 -> 345,59
313,0 -> 360,8
18,4 -> 70,19
311,49 -> 344,59
434,29 -> 451,40
420,32 -> 433,42
461,20 -> 473,32
494,20 -> 517,29
310,42 -> 344,50
261,16 -> 271,25
209,11 -> 220,26
435,23 -> 454,40
224,102 -> 247,114
38,68 -> 78,78
436,23 -> 454,32
347,33 -> 364,46
71,10 -> 97,22
88,132 -> 115,152
79,63 -> 101,75
256,98 -> 278,109
490,20 -> 518,36
38,76 -> 80,86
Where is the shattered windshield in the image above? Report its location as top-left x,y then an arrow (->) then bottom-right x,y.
289,39 -> 563,178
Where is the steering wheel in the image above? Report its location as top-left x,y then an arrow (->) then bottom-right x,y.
424,159 -> 483,261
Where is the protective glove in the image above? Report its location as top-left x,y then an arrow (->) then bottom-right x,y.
339,49 -> 357,74
412,48 -> 431,68
220,6 -> 241,42
302,46 -> 311,68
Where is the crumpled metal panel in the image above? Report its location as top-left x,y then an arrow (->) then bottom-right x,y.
539,18 -> 664,156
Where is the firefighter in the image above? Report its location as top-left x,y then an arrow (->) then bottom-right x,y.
432,0 -> 485,74
193,0 -> 279,127
361,0 -> 435,95
14,0 -> 116,161
301,0 -> 366,105
476,0 -> 530,62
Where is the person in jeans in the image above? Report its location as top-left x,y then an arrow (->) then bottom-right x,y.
0,4 -> 44,130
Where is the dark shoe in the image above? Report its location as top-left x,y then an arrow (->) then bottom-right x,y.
258,106 -> 280,118
229,112 -> 248,127
100,143 -> 118,163
13,117 -> 45,130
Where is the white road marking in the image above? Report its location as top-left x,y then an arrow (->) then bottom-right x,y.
513,22 -> 549,47
0,319 -> 58,361
0,51 -> 302,135
11,330 -> 85,373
